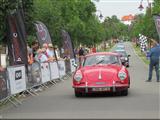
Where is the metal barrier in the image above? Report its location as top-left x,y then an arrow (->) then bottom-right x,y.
0,59 -> 76,107
0,71 -> 8,101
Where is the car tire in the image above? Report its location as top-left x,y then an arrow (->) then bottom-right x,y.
121,89 -> 128,96
74,89 -> 82,97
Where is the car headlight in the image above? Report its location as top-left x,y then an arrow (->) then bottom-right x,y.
125,57 -> 128,61
118,72 -> 127,80
74,70 -> 83,82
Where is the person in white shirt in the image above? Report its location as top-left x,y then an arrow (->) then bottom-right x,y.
35,49 -> 48,63
46,44 -> 56,62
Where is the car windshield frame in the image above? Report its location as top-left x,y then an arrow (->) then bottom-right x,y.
83,54 -> 121,67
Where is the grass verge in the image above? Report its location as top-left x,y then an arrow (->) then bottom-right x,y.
132,44 -> 149,65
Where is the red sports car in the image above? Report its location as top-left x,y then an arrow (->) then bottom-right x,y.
72,52 -> 130,97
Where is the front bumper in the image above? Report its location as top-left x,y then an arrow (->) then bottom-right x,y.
73,84 -> 129,93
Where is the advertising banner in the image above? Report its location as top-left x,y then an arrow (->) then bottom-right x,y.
0,71 -> 8,100
57,60 -> 66,77
49,62 -> 59,80
70,59 -> 76,73
61,30 -> 75,59
41,63 -> 51,83
7,65 -> 26,95
27,62 -> 42,88
6,10 -> 28,66
35,21 -> 52,47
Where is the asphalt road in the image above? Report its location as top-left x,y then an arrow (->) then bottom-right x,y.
1,42 -> 160,119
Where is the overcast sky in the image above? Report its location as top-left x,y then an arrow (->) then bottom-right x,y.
92,0 -> 153,21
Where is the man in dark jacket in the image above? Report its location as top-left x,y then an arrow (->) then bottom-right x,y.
78,47 -> 84,65
146,40 -> 160,82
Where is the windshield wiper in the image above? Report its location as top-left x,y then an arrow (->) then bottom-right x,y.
95,59 -> 105,65
110,61 -> 118,64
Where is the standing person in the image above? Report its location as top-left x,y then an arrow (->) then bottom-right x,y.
78,46 -> 84,56
35,49 -> 49,63
146,40 -> 160,82
32,41 -> 39,58
27,45 -> 34,65
91,45 -> 96,53
54,45 -> 61,60
42,43 -> 49,58
78,46 -> 84,65
47,44 -> 56,61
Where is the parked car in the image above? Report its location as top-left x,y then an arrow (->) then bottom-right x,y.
72,52 -> 130,97
114,50 -> 130,67
115,43 -> 125,51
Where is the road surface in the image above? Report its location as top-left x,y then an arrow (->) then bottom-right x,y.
1,42 -> 160,119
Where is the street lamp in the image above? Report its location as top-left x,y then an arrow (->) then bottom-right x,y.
96,10 -> 103,19
138,0 -> 151,12
138,0 -> 152,48
138,0 -> 144,11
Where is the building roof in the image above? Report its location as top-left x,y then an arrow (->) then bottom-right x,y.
121,14 -> 135,21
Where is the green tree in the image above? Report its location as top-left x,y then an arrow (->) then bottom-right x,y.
129,0 -> 159,41
103,15 -> 128,41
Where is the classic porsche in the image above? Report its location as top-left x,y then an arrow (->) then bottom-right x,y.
72,52 -> 130,97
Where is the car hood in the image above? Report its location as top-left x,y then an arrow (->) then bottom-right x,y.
81,65 -> 121,85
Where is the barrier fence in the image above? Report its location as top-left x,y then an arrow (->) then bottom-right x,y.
0,59 -> 76,107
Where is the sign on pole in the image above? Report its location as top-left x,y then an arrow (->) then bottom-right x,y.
49,62 -> 59,80
35,21 -> 52,47
70,59 -> 76,73
7,65 -> 26,95
61,30 -> 75,59
6,10 -> 28,66
41,63 -> 51,83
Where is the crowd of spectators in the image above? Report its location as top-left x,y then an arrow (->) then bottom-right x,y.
27,41 -> 61,64
27,41 -> 97,65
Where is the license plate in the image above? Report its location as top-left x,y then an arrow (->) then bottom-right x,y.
96,82 -> 106,85
92,87 -> 110,91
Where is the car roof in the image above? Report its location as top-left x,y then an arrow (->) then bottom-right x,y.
115,49 -> 126,52
85,52 -> 120,57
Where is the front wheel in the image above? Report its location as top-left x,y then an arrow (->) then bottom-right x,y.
74,89 -> 82,97
121,89 -> 128,96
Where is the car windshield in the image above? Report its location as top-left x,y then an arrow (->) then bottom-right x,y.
83,54 -> 120,66
117,51 -> 127,57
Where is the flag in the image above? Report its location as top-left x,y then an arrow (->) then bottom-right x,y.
61,30 -> 74,59
34,21 -> 52,47
154,15 -> 160,41
6,10 -> 28,66
139,34 -> 148,52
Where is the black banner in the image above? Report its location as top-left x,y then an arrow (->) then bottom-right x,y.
61,30 -> 75,59
6,10 -> 28,66
35,21 -> 52,47
0,71 -> 8,100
